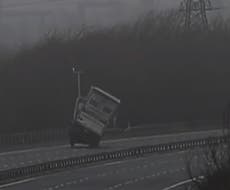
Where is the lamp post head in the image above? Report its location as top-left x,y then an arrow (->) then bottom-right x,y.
72,64 -> 78,74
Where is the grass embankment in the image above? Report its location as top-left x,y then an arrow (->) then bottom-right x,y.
0,11 -> 230,133
199,166 -> 230,190
191,140 -> 230,190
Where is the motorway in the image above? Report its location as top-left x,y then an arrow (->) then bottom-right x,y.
0,130 -> 221,171
0,148 -> 205,190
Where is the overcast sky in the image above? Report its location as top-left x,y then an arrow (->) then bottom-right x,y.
0,0 -> 229,49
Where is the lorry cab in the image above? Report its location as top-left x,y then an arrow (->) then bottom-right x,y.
69,86 -> 120,147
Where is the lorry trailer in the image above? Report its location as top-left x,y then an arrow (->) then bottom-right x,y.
69,86 -> 120,147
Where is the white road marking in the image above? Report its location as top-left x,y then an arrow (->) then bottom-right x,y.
0,177 -> 42,188
134,178 -> 139,182
103,129 -> 221,144
66,181 -> 72,185
79,179 -> 84,182
162,178 -> 195,190
125,180 -> 132,185
114,184 -> 122,188
140,177 -> 145,180
104,161 -> 122,166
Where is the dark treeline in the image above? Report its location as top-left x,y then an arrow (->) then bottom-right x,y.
0,11 -> 230,133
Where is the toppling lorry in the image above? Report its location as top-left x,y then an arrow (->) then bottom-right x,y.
69,86 -> 120,147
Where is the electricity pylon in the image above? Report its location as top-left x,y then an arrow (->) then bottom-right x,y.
179,0 -> 217,30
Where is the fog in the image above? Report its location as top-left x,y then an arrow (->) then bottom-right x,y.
0,0 -> 229,49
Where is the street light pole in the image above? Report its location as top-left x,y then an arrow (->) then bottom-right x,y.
77,69 -> 81,98
72,64 -> 82,120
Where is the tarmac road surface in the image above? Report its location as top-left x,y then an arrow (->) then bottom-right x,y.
0,148 -> 206,190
